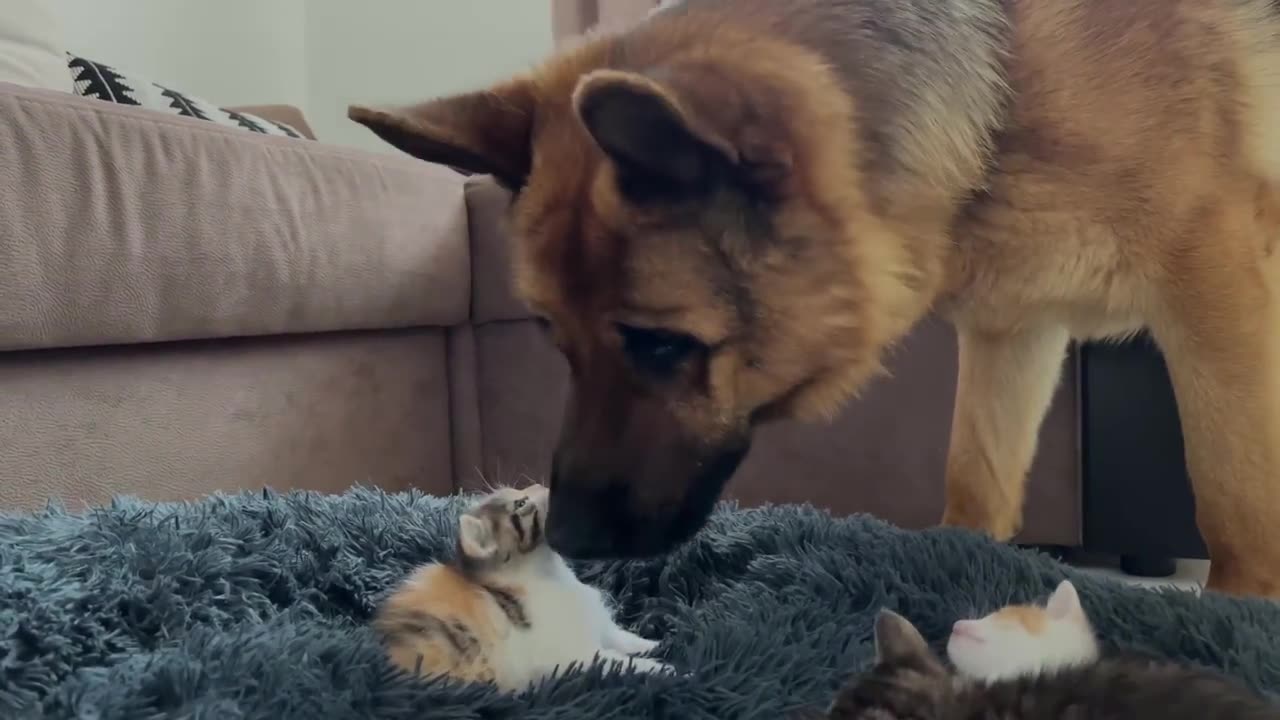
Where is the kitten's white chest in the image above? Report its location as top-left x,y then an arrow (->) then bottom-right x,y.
492,561 -> 617,687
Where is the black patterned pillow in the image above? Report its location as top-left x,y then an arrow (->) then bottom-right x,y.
66,54 -> 306,139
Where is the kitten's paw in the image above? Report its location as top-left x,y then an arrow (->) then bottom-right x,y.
605,626 -> 662,655
598,650 -> 675,676
615,633 -> 661,656
625,656 -> 675,675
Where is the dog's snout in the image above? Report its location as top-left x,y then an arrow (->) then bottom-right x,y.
545,481 -> 633,558
548,451 -> 561,491
547,378 -> 754,559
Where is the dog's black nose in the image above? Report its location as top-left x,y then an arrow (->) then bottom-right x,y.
544,517 -> 606,559
545,437 -> 749,559
545,485 -> 626,559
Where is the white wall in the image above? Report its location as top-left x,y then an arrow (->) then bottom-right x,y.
305,0 -> 552,152
51,0 -> 554,151
54,0 -> 308,109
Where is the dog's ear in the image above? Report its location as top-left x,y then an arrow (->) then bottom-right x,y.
573,66 -> 792,202
348,78 -> 536,190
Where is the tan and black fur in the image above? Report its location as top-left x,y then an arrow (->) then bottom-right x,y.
351,0 -> 1280,596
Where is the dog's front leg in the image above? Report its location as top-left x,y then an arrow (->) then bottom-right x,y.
1151,254 -> 1280,598
941,323 -> 1070,540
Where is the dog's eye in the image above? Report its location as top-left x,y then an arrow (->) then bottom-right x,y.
616,324 -> 704,378
534,317 -> 564,350
512,497 -> 527,510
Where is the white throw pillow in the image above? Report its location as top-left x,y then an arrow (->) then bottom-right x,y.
67,53 -> 307,139
0,0 -> 73,92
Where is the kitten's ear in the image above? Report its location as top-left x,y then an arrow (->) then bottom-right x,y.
458,515 -> 498,560
1046,579 -> 1084,620
874,610 -> 933,665
349,77 -> 536,190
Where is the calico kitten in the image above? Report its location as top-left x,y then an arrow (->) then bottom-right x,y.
374,485 -> 670,691
947,579 -> 1099,681
823,610 -> 1278,719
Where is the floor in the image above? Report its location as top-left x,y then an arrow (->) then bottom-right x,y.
1074,558 -> 1209,593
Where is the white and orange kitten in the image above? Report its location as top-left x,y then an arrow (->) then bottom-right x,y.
946,579 -> 1100,682
375,485 -> 670,691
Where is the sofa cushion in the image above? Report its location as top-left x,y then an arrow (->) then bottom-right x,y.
466,178 -> 533,324
0,82 -> 471,352
67,54 -> 307,138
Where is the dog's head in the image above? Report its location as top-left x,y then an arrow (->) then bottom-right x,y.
351,25 -> 925,559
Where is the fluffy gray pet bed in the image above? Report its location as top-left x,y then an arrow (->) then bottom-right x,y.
3,488 -> 1279,719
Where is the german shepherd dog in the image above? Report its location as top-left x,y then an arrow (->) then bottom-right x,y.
351,0 -> 1280,597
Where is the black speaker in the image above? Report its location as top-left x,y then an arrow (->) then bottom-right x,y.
1079,335 -> 1207,573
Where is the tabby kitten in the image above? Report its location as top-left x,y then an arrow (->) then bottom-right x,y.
374,485 -> 669,691
824,610 -> 1278,719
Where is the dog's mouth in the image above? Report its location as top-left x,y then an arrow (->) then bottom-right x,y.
546,437 -> 751,559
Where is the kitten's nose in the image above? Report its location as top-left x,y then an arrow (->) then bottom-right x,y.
951,620 -> 983,642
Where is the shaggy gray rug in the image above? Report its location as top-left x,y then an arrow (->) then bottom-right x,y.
2,488 -> 1279,719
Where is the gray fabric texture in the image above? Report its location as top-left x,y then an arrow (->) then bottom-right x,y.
2,488 -> 1278,718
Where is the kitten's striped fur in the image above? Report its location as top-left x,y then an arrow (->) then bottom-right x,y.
819,611 -> 1277,719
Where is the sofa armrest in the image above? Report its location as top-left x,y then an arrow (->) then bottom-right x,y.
0,82 -> 471,352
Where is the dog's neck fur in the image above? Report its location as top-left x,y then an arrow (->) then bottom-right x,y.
666,0 -> 1013,200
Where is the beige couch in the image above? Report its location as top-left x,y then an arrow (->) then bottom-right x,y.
0,80 -> 1082,547
0,83 -> 468,507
